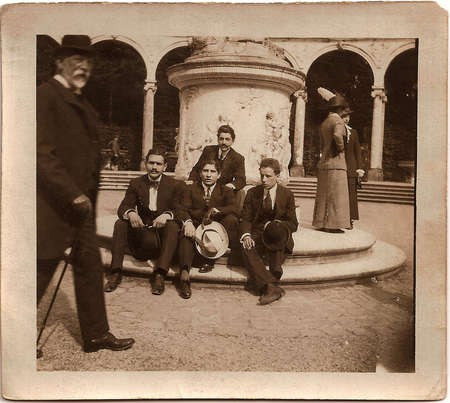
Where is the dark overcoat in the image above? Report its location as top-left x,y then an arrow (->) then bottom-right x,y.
240,184 -> 298,253
188,145 -> 246,191
37,78 -> 100,259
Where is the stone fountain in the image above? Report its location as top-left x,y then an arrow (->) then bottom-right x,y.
167,37 -> 305,183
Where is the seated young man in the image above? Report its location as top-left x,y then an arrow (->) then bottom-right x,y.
177,160 -> 239,299
104,148 -> 184,295
240,158 -> 299,305
188,124 -> 246,193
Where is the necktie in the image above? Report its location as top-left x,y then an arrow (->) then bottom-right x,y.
263,190 -> 272,212
149,180 -> 159,189
204,186 -> 212,205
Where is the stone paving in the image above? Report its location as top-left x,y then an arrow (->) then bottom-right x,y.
37,193 -> 414,372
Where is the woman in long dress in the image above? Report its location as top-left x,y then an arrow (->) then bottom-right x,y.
312,88 -> 351,233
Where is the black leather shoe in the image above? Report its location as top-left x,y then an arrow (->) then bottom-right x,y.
199,262 -> 214,273
259,284 -> 284,305
179,280 -> 192,299
104,272 -> 122,292
151,272 -> 165,295
84,332 -> 135,353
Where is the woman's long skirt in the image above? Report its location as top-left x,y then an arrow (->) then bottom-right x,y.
312,168 -> 351,229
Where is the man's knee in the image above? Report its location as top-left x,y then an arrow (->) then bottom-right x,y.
113,218 -> 129,234
221,214 -> 238,229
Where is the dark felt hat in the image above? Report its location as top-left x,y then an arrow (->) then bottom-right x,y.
127,226 -> 161,260
54,35 -> 94,58
262,220 -> 290,252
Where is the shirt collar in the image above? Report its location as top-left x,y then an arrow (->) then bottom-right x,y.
202,182 -> 217,193
54,74 -> 82,95
147,174 -> 163,183
265,183 -> 278,197
218,148 -> 230,158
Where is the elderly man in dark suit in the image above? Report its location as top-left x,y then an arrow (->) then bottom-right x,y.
188,124 -> 246,192
177,160 -> 239,298
240,158 -> 298,305
343,113 -> 365,229
37,35 -> 134,353
104,147 -> 184,295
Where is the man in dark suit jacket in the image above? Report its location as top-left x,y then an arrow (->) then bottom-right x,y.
343,114 -> 365,228
188,125 -> 246,192
240,158 -> 298,305
37,35 -> 134,353
177,160 -> 239,298
104,148 -> 184,295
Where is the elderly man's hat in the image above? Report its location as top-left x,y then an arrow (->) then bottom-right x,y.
54,35 -> 94,58
262,220 -> 290,251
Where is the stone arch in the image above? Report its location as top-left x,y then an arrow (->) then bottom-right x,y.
305,43 -> 377,78
303,49 -> 374,177
382,47 -> 417,182
383,40 -> 416,75
86,38 -> 147,170
91,35 -> 149,78
150,39 -> 192,81
282,48 -> 301,71
152,43 -> 192,171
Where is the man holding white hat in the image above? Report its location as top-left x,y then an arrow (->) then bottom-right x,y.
177,160 -> 239,299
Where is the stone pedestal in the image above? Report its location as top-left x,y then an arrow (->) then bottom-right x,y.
167,37 -> 305,183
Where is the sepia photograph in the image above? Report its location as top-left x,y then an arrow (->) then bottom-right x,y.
1,2 -> 447,400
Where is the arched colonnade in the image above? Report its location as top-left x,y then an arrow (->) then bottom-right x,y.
50,35 -> 416,181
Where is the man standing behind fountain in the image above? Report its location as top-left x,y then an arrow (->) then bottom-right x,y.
188,125 -> 246,194
312,88 -> 351,233
240,158 -> 298,305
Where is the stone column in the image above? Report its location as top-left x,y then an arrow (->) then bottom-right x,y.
141,81 -> 157,168
290,88 -> 307,177
368,86 -> 387,181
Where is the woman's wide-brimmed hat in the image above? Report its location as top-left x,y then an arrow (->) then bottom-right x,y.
194,221 -> 229,259
317,87 -> 352,113
54,35 -> 94,58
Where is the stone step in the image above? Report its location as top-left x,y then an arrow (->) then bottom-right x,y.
98,170 -> 415,204
97,215 -> 376,262
99,240 -> 406,285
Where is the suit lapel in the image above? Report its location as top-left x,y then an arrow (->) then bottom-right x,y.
140,175 -> 150,208
156,174 -> 168,211
274,185 -> 283,217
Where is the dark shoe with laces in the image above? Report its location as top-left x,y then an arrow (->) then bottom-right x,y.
151,272 -> 165,295
104,271 -> 122,292
84,332 -> 135,353
259,284 -> 284,306
179,279 -> 192,299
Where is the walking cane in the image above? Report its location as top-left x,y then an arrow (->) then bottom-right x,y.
36,248 -> 73,359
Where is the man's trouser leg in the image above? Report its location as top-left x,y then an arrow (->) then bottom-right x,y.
268,249 -> 286,278
241,244 -> 276,294
71,217 -> 109,343
155,220 -> 179,274
109,219 -> 129,273
178,236 -> 195,272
